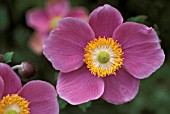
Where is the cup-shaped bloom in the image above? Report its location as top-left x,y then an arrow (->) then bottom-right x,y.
0,63 -> 59,114
43,4 -> 165,105
26,0 -> 88,54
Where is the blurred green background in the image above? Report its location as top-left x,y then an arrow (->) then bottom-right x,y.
0,0 -> 170,114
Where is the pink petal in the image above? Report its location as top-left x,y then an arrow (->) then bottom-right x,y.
0,63 -> 22,96
29,32 -> 48,54
46,0 -> 70,18
102,68 -> 140,105
89,4 -> 123,38
43,17 -> 95,72
0,77 -> 4,99
113,22 -> 165,79
18,81 -> 59,114
67,7 -> 89,20
26,8 -> 49,32
29,33 -> 43,54
57,65 -> 104,105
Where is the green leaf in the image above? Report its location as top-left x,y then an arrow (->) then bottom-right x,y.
127,15 -> 147,24
3,52 -> 14,63
78,101 -> 92,112
54,72 -> 59,81
153,24 -> 160,36
58,97 -> 68,110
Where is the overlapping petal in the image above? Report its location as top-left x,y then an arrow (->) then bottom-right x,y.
0,77 -> 4,99
57,65 -> 104,105
102,68 -> 140,105
46,0 -> 69,18
43,17 -> 95,72
89,4 -> 123,38
0,63 -> 22,96
113,22 -> 165,79
26,9 -> 49,32
18,81 -> 59,114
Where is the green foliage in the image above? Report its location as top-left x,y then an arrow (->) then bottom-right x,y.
79,101 -> 92,112
0,7 -> 9,31
58,98 -> 68,110
154,24 -> 160,36
126,15 -> 147,24
3,52 -> 14,63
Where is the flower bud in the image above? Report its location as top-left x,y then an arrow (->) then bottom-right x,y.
0,54 -> 3,63
18,61 -> 36,79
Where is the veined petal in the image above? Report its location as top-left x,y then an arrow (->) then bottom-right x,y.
0,77 -> 4,99
102,68 -> 140,105
43,17 -> 95,72
18,81 -> 59,114
57,65 -> 104,105
89,4 -> 123,38
0,63 -> 22,96
113,22 -> 165,79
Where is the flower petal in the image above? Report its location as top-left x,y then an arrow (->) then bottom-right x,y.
89,4 -> 123,38
67,7 -> 88,20
26,8 -> 49,32
102,68 -> 140,105
0,77 -> 4,99
18,81 -> 59,114
0,63 -> 22,96
57,65 -> 104,105
46,0 -> 69,18
29,32 -> 48,54
43,17 -> 95,72
113,22 -> 165,79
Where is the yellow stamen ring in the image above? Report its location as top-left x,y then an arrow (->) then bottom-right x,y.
84,37 -> 124,77
0,94 -> 30,114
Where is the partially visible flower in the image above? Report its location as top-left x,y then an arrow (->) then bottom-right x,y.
26,0 -> 88,54
43,4 -> 165,105
0,63 -> 59,114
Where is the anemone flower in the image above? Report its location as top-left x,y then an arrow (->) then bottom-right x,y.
0,63 -> 59,114
26,0 -> 88,54
43,4 -> 165,105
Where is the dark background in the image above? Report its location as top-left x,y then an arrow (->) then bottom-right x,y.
0,0 -> 170,114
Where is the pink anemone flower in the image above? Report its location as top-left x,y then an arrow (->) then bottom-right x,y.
43,4 -> 165,105
26,0 -> 88,54
0,63 -> 59,114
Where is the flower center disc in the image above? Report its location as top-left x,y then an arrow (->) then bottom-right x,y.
84,37 -> 124,77
0,94 -> 30,114
7,110 -> 18,114
97,51 -> 110,64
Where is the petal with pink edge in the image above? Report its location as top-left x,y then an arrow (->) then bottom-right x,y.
18,81 -> 59,114
113,22 -> 165,79
0,63 -> 22,96
26,9 -> 49,32
89,4 -> 123,38
57,65 -> 104,105
43,17 -> 95,72
102,68 -> 140,105
67,7 -> 88,20
0,77 -> 4,99
46,0 -> 69,18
